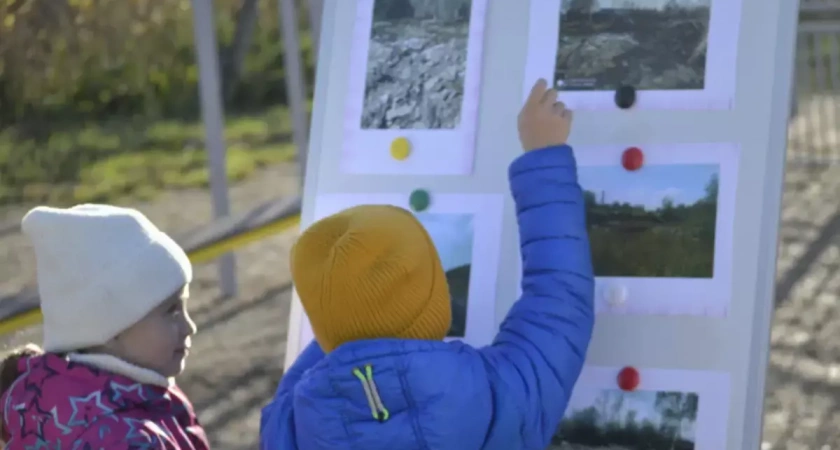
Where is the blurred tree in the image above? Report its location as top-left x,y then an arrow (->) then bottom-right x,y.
223,0 -> 260,102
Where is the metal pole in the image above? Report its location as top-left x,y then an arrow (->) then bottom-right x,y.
190,0 -> 238,297
306,0 -> 323,58
279,0 -> 311,189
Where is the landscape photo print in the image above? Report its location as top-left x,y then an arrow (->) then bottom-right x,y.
548,367 -> 731,450
555,0 -> 711,92
523,0 -> 741,109
579,163 -> 719,279
309,193 -> 504,346
341,0 -> 488,175
574,143 -> 737,317
551,389 -> 699,450
362,0 -> 473,130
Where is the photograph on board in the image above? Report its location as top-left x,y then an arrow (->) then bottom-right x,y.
579,163 -> 720,278
362,0 -> 472,129
415,212 -> 474,337
555,0 -> 711,92
549,388 -> 699,450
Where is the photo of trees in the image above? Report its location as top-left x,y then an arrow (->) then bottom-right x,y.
549,388 -> 699,450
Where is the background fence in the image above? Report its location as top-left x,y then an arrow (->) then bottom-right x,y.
789,0 -> 840,164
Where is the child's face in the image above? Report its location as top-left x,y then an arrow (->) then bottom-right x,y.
107,285 -> 197,378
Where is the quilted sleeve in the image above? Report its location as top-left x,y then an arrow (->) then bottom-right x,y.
479,145 -> 595,448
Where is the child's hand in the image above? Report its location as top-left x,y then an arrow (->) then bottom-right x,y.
517,78 -> 573,152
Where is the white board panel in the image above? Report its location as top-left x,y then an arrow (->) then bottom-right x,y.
285,1 -> 799,448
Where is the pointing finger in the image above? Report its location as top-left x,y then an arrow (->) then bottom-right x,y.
526,79 -> 549,108
563,108 -> 574,122
540,88 -> 558,107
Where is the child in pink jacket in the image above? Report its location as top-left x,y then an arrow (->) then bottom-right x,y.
0,204 -> 209,449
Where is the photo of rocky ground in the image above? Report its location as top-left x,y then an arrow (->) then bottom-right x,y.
555,0 -> 711,91
361,0 -> 472,129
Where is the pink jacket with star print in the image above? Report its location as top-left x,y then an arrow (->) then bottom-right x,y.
0,353 -> 209,449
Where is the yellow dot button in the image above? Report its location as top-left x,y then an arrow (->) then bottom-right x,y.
390,137 -> 411,161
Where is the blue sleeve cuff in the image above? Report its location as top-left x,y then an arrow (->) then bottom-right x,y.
508,145 -> 576,179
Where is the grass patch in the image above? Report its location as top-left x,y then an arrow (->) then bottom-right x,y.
0,106 -> 297,206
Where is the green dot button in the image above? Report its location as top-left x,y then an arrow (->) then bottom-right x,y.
409,189 -> 431,212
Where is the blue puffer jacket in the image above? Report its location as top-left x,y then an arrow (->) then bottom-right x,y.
260,145 -> 595,450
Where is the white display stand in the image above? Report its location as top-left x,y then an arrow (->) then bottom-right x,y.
284,1 -> 800,448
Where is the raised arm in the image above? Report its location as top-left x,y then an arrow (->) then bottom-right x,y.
478,80 -> 595,449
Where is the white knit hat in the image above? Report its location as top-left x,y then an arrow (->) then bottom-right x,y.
21,204 -> 193,352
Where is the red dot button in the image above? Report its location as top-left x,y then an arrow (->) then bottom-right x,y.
617,366 -> 640,392
622,147 -> 644,171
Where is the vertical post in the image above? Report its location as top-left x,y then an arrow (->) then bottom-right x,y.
279,0 -> 311,189
191,0 -> 238,297
306,0 -> 323,58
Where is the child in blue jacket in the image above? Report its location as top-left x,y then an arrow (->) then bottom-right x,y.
260,78 -> 595,450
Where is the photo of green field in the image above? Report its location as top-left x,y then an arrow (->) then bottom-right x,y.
579,163 -> 720,278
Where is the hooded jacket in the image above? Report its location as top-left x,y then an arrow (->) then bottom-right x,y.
261,145 -> 595,450
1,353 -> 209,449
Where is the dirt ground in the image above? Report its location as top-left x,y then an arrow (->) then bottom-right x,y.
2,106 -> 840,448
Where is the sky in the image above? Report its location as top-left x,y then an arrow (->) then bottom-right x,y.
578,164 -> 719,211
566,388 -> 697,440
415,213 -> 474,271
591,0 -> 711,9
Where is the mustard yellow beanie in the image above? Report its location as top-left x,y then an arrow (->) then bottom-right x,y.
291,204 -> 451,352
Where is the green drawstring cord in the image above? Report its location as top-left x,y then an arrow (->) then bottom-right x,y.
352,364 -> 390,422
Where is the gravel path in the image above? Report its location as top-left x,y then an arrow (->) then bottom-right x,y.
3,131 -> 840,448
762,163 -> 840,450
